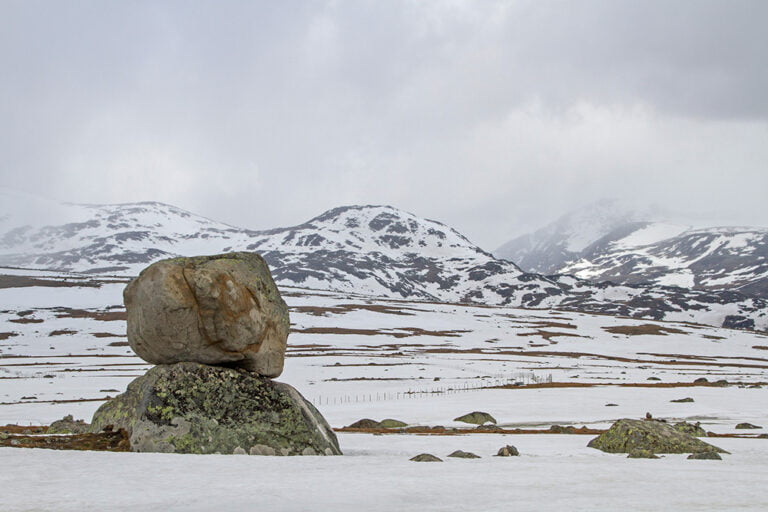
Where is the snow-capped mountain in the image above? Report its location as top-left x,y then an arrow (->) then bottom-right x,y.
494,199 -> 661,274
1,190 -> 766,331
496,199 -> 768,301
561,223 -> 768,299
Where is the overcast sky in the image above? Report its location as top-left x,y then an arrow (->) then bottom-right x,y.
2,0 -> 767,249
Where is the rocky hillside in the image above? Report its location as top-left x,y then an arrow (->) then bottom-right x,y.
1,190 -> 766,331
496,199 -> 768,301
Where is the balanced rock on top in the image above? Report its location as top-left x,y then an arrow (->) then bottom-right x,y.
124,252 -> 289,377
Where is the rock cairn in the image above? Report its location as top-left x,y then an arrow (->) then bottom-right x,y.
90,252 -> 342,456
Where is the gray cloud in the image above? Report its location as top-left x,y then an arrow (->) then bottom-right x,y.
2,0 -> 767,249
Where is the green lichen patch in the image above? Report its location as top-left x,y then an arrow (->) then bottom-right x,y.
588,419 -> 727,455
90,362 -> 341,456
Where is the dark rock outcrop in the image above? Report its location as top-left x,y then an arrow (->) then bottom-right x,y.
588,419 -> 726,454
90,362 -> 341,456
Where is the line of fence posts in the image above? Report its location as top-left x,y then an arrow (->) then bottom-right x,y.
311,372 -> 552,406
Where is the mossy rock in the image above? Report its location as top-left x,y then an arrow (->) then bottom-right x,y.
410,453 -> 442,462
627,449 -> 659,459
735,423 -> 762,429
48,415 -> 90,434
346,419 -> 382,429
673,421 -> 707,437
495,445 -> 519,457
447,450 -> 480,459
379,419 -> 407,428
454,411 -> 496,425
89,362 -> 341,455
588,419 -> 727,455
688,452 -> 722,460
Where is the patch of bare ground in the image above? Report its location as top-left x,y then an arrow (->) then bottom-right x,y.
53,308 -> 127,322
0,427 -> 130,452
0,275 -> 101,289
703,334 -> 726,340
324,377 -> 410,382
322,362 -> 413,367
0,332 -> 17,340
49,329 -> 77,336
9,317 -> 43,324
333,425 -> 605,435
291,303 -> 425,316
0,397 -> 110,405
518,321 -> 578,330
517,330 -> 585,342
1,424 -> 48,434
107,341 -> 130,347
754,346 -> 768,351
603,324 -> 688,336
419,347 -> 768,370
637,352 -> 768,364
92,332 -> 125,338
291,326 -> 468,338
486,380 -> 767,390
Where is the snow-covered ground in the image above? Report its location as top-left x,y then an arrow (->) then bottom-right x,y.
2,271 -> 768,510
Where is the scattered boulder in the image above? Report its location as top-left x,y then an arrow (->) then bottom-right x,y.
89,362 -> 341,456
605,403 -> 619,407
447,450 -> 481,459
346,419 -> 382,429
713,379 -> 729,387
47,415 -> 90,434
587,419 -> 727,454
647,377 -> 661,381
688,452 -> 722,460
735,423 -> 762,429
549,425 -> 577,434
124,253 -> 289,377
627,449 -> 659,459
670,397 -> 695,403
454,411 -> 496,425
495,445 -> 519,457
379,419 -> 407,428
673,421 -> 707,437
410,453 -> 442,462
693,377 -> 709,384
474,424 -> 504,432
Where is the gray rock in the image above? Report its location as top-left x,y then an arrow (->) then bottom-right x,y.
627,449 -> 659,459
588,419 -> 727,454
447,450 -> 481,459
89,362 -> 341,456
688,451 -> 722,460
670,397 -> 695,403
346,419 -> 382,429
673,421 -> 707,437
735,422 -> 762,429
410,453 -> 442,462
495,445 -> 519,456
124,252 -> 289,377
454,411 -> 496,425
47,414 -> 90,434
379,419 -> 407,428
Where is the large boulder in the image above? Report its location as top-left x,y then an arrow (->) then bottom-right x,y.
588,419 -> 727,454
89,362 -> 341,456
454,411 -> 496,425
124,252 -> 289,377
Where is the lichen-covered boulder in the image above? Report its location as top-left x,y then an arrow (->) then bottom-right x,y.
89,362 -> 341,456
495,445 -> 519,457
454,411 -> 496,425
410,453 -> 442,462
588,419 -> 727,454
379,419 -> 407,428
47,414 -> 90,434
124,252 -> 289,377
673,421 -> 707,437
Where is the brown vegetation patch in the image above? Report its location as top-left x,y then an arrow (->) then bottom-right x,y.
92,332 -> 124,338
1,424 -> 49,434
517,330 -> 585,342
9,317 -> 44,324
49,329 -> 77,336
291,326 -> 468,338
603,324 -> 688,336
0,427 -> 130,452
322,362 -> 413,367
107,341 -> 130,347
334,425 -> 605,435
518,321 -> 578,330
754,346 -> 768,351
0,275 -> 101,289
53,308 -> 127,322
702,334 -> 726,340
0,332 -> 17,341
291,303 -> 423,317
